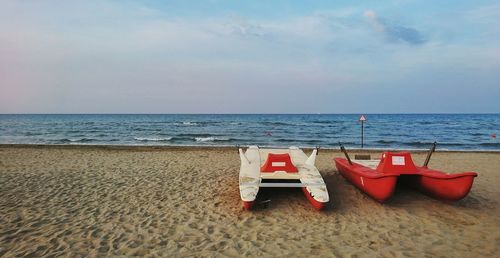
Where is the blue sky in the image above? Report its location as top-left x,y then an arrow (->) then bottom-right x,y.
0,0 -> 499,113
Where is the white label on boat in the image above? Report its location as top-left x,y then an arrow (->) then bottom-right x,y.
272,162 -> 286,167
392,156 -> 405,165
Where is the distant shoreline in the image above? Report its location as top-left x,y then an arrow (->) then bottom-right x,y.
2,143 -> 499,153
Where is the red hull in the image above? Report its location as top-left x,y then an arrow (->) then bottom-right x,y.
405,170 -> 477,201
302,187 -> 327,210
335,158 -> 398,202
242,201 -> 255,210
334,153 -> 477,202
242,191 -> 327,210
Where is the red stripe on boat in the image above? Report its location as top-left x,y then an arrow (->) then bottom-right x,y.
302,187 -> 326,210
242,201 -> 255,210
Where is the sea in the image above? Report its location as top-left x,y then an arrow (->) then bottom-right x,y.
0,114 -> 499,151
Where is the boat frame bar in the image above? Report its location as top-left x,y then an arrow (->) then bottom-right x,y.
423,141 -> 437,167
240,182 -> 326,188
339,142 -> 353,165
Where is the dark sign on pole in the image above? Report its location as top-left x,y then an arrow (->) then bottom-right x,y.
359,115 -> 366,148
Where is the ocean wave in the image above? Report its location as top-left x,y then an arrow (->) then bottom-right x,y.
403,141 -> 431,147
336,142 -> 357,146
312,120 -> 339,124
85,130 -> 101,133
275,139 -> 296,142
175,121 -> 221,126
134,137 -> 173,142
416,121 -> 434,125
261,121 -> 292,126
177,133 -> 217,137
376,140 -> 398,144
195,137 -> 230,142
180,122 -> 197,126
405,141 -> 467,148
58,138 -> 95,143
24,131 -> 43,136
479,142 -> 500,148
67,130 -> 84,133
275,138 -> 322,143
469,132 -> 487,137
130,127 -> 150,131
172,122 -> 197,126
438,142 -> 468,147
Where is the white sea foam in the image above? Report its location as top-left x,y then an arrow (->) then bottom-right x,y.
174,121 -> 198,126
64,138 -> 93,142
195,137 -> 215,142
194,137 -> 229,142
134,137 -> 172,141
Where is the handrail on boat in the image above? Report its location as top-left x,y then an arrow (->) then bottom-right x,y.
423,141 -> 437,167
339,142 -> 353,165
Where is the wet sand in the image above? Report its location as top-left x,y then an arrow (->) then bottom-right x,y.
0,145 -> 499,257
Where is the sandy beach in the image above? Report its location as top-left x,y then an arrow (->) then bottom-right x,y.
0,145 -> 499,257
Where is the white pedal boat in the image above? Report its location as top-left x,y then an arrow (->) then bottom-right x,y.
239,146 -> 329,210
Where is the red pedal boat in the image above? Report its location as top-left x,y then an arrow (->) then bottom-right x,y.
334,143 -> 477,202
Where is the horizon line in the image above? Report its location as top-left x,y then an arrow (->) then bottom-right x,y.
0,112 -> 499,115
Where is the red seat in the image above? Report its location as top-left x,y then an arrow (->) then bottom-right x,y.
261,153 -> 298,173
376,152 -> 418,174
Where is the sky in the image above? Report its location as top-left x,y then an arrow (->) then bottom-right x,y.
0,0 -> 499,114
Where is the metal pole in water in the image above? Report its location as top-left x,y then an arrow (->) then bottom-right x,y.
359,115 -> 366,149
361,120 -> 364,148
